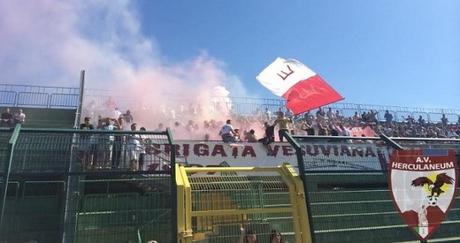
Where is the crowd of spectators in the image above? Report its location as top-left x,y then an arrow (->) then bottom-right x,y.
78,109 -> 150,171
68,98 -> 460,170
0,107 -> 26,127
81,96 -> 460,145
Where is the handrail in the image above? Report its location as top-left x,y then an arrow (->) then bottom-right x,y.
292,135 -> 460,142
184,166 -> 283,173
0,123 -> 21,228
18,128 -> 170,135
8,123 -> 21,145
0,83 -> 79,90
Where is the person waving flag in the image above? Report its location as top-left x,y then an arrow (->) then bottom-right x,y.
256,57 -> 343,115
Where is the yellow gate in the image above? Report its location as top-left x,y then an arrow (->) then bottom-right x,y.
176,163 -> 312,243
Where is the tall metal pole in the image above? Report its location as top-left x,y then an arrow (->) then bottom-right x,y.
73,70 -> 85,129
62,70 -> 85,242
166,128 -> 178,242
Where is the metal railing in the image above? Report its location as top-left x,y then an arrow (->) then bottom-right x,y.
2,83 -> 459,123
0,84 -> 79,108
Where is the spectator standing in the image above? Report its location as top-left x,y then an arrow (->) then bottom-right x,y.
369,110 -> 378,123
326,107 -> 335,120
79,117 -> 96,170
123,110 -> 134,124
14,109 -> 26,124
352,112 -> 361,124
335,110 -> 342,120
384,110 -> 393,126
111,117 -> 124,169
316,107 -> 325,119
127,123 -> 141,171
274,112 -> 292,142
219,119 -> 236,143
304,111 -> 314,125
418,115 -> 425,125
101,118 -> 115,168
441,114 -> 448,127
265,108 -> 272,121
113,107 -> 122,120
259,122 -> 275,145
1,108 -> 13,127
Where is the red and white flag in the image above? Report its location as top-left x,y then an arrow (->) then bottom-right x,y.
256,57 -> 343,115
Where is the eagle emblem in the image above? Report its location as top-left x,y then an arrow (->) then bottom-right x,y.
411,173 -> 454,197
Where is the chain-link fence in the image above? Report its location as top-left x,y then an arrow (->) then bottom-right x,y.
0,127 -> 176,243
285,134 -> 460,243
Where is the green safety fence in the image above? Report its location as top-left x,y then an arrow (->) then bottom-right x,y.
0,127 -> 176,243
284,133 -> 460,243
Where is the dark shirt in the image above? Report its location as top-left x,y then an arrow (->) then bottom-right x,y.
1,112 -> 13,120
124,114 -> 134,123
80,123 -> 94,130
265,125 -> 275,139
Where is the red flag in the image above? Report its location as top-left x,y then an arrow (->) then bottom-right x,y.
257,57 -> 343,115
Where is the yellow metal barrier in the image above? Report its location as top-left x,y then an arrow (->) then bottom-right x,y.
176,164 -> 193,243
176,164 -> 312,243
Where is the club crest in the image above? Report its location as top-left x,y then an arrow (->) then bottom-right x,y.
389,149 -> 458,240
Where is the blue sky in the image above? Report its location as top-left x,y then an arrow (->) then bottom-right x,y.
1,0 -> 459,110
137,0 -> 460,109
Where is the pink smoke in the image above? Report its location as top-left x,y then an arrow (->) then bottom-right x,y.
0,0 -> 261,138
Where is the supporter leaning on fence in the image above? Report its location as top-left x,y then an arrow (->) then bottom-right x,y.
14,108 -> 26,124
1,107 -> 13,127
79,117 -> 96,170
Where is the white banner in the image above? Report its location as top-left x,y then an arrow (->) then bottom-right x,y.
145,141 -> 388,171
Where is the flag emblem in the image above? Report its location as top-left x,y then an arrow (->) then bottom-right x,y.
389,149 -> 458,240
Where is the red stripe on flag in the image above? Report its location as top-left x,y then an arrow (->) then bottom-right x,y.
281,75 -> 343,115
